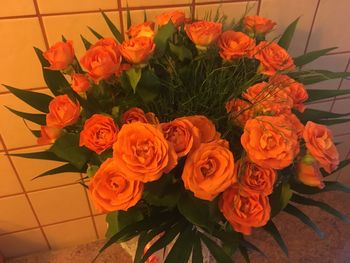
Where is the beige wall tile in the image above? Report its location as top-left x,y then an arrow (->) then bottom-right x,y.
0,195 -> 38,234
43,12 -> 121,59
0,155 -> 22,197
0,229 -> 48,258
121,0 -> 191,8
28,184 -> 90,225
260,0 -> 318,56
331,134 -> 350,184
308,0 -> 350,53
306,100 -> 332,112
37,0 -> 117,14
43,217 -> 96,249
0,0 -> 36,17
0,18 -> 46,92
329,98 -> 350,136
94,214 -> 107,239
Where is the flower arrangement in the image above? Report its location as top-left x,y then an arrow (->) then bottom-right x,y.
4,7 -> 350,263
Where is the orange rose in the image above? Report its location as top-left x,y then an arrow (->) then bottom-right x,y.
255,41 -> 295,76
145,112 -> 160,125
303,121 -> 339,173
89,158 -> 143,212
160,118 -> 200,157
226,98 -> 253,126
127,21 -> 155,39
37,126 -> 62,145
113,122 -> 177,182
270,75 -> 309,112
80,114 -> 119,154
80,38 -> 121,83
218,30 -> 256,61
120,36 -> 155,65
181,115 -> 217,144
244,16 -> 276,35
237,159 -> 277,195
43,40 -> 74,70
283,112 -> 304,139
122,107 -> 148,124
71,73 -> 90,93
182,140 -> 236,201
46,95 -> 80,128
156,11 -> 185,27
297,159 -> 325,189
243,82 -> 293,115
220,183 -> 271,235
185,21 -> 222,48
241,115 -> 299,170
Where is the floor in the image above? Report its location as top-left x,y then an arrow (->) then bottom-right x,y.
5,191 -> 350,263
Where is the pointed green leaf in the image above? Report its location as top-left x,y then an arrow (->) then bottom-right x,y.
81,35 -> 92,50
289,70 -> 350,85
263,221 -> 288,256
3,85 -> 53,113
126,5 -> 132,30
239,246 -> 250,263
100,11 -> 124,43
316,118 -> 350,126
292,181 -> 350,195
212,229 -> 239,256
294,47 -> 337,67
169,43 -> 193,61
291,194 -> 350,224
306,89 -> 350,103
295,108 -> 350,124
136,69 -> 161,102
284,204 -> 324,238
322,159 -> 350,177
88,26 -> 104,39
269,181 -> 292,217
9,151 -> 65,162
199,233 -> 233,263
154,21 -> 176,55
23,120 -> 41,137
5,106 -> 46,125
33,163 -> 81,179
164,226 -> 194,263
240,238 -> 265,257
143,10 -> 147,22
278,17 -> 299,50
126,67 -> 142,93
192,235 -> 203,263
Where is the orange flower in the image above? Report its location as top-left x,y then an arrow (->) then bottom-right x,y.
156,11 -> 186,27
80,114 -> 119,154
182,141 -> 236,201
270,75 -> 309,112
145,112 -> 160,125
244,16 -> 276,35
122,107 -> 148,124
185,21 -> 222,48
113,122 -> 177,182
71,73 -> 90,93
219,184 -> 270,235
159,118 -> 200,157
127,21 -> 155,39
218,30 -> 256,61
46,95 -> 80,128
37,126 -> 62,145
226,98 -> 253,127
43,40 -> 75,70
237,159 -> 277,195
297,159 -> 325,189
120,37 -> 155,65
243,82 -> 293,115
241,115 -> 299,170
89,158 -> 143,212
181,115 -> 217,144
283,112 -> 304,139
80,38 -> 121,83
303,121 -> 339,173
254,41 -> 295,76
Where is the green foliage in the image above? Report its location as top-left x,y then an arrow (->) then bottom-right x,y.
81,35 -> 92,49
100,11 -> 124,43
292,181 -> 350,195
192,235 -> 203,263
136,69 -> 161,102
9,151 -> 65,162
33,163 -> 82,179
169,43 -> 193,61
278,17 -> 299,50
269,181 -> 292,217
126,67 -> 142,93
199,233 -> 233,263
5,106 -> 46,125
88,26 -> 104,39
153,21 -> 177,55
294,47 -> 337,67
295,108 -> 350,125
322,158 -> 350,177
263,221 -> 288,256
306,89 -> 350,103
289,70 -> 350,85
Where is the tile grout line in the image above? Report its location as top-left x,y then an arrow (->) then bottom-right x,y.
117,0 -> 125,37
0,134 -> 52,249
303,0 -> 321,55
192,0 -> 196,20
256,0 -> 262,15
32,0 -> 49,49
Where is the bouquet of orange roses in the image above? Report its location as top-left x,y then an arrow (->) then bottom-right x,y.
5,8 -> 350,263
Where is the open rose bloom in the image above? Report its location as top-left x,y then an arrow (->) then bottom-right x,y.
5,7 -> 350,263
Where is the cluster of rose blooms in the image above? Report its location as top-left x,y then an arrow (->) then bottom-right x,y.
37,11 -> 339,235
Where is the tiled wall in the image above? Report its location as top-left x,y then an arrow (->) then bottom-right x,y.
0,0 -> 349,259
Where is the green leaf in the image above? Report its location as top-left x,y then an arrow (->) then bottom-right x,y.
143,10 -> 147,22
169,43 -> 193,61
316,118 -> 350,126
136,69 -> 161,102
278,17 -> 299,50
5,106 -> 46,125
100,11 -> 124,43
81,35 -> 92,50
199,233 -> 233,263
177,191 -> 215,232
240,238 -> 266,257
3,85 -> 53,113
269,181 -> 292,217
294,47 -> 337,67
322,159 -> 350,177
164,226 -> 194,263
212,229 -> 239,256
126,5 -> 132,30
291,194 -> 350,224
33,163 -> 81,179
289,70 -> 350,85
239,246 -> 250,263
126,67 -> 142,93
192,235 -> 203,263
49,133 -> 91,169
88,26 -> 104,39
284,204 -> 324,238
292,181 -> 350,195
9,151 -> 65,162
154,21 -> 177,55
295,108 -> 350,124
307,89 -> 350,103
86,165 -> 99,178
263,221 -> 288,256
